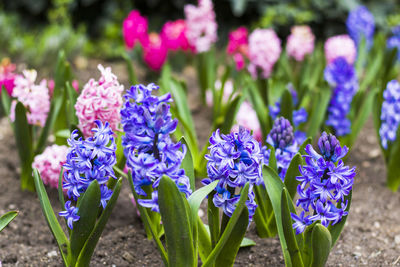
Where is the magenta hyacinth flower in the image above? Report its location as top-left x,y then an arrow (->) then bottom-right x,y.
286,25 -> 315,61
32,144 -> 69,189
324,35 -> 357,65
75,65 -> 124,137
248,28 -> 282,79
227,27 -> 249,70
161,19 -> 191,51
10,69 -> 50,127
184,0 -> 218,53
0,58 -> 17,95
122,10 -> 148,50
142,33 -> 168,71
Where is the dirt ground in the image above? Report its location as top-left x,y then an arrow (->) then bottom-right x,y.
0,60 -> 399,266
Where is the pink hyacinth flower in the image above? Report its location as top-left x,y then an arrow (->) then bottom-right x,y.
11,69 -> 50,127
324,34 -> 357,64
142,33 -> 168,71
286,25 -> 315,62
232,101 -> 262,142
227,27 -> 249,71
161,19 -> 190,51
0,58 -> 17,96
184,0 -> 218,53
32,145 -> 69,189
123,10 -> 148,50
75,64 -> 124,137
248,29 -> 282,79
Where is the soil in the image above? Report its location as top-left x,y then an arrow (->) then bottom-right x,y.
0,59 -> 399,266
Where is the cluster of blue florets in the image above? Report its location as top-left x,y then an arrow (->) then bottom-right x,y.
387,26 -> 400,61
59,120 -> 117,229
346,5 -> 375,48
291,132 -> 356,234
120,83 -> 191,212
324,57 -> 358,136
262,117 -> 299,179
379,80 -> 400,149
203,127 -> 262,221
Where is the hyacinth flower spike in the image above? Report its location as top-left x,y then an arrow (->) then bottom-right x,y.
253,117 -> 306,238
263,132 -> 355,267
33,120 -> 123,267
375,80 -> 400,191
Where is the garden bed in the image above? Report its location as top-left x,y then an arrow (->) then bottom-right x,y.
0,60 -> 399,266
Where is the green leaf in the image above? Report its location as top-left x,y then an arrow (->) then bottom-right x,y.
55,129 -> 72,139
328,191 -> 352,247
253,185 -> 271,238
281,189 -> 304,267
203,183 -> 250,267
14,102 -> 34,191
263,165 -> 292,266
76,178 -> 123,267
348,89 -> 376,147
306,87 -> 331,138
240,237 -> 256,247
387,126 -> 400,191
58,167 -> 65,210
266,143 -> 277,171
359,49 -> 384,94
121,52 -> 137,84
284,153 -> 302,199
126,173 -> 168,265
207,191 -> 220,251
180,137 -> 195,192
0,211 -> 18,232
215,208 -> 248,267
298,137 -> 312,155
159,176 -> 195,267
198,218 -> 212,262
280,89 -> 293,124
311,224 -> 332,267
70,180 -> 101,266
33,169 -> 69,264
245,76 -> 269,137
69,180 -> 101,266
65,82 -> 79,127
1,86 -> 11,116
219,93 -> 243,134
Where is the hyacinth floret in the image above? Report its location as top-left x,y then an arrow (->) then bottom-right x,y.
60,120 -> 116,229
379,80 -> 400,149
121,83 -> 191,212
324,57 -> 358,136
291,132 -> 355,234
59,201 -> 80,229
262,117 -> 299,179
204,127 -> 262,221
387,26 -> 400,61
346,6 -> 375,48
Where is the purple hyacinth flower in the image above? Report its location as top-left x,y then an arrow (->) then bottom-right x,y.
291,211 -> 312,235
59,201 -> 80,229
387,26 -> 400,61
379,80 -> 400,149
205,126 -> 262,222
346,5 -> 375,48
293,132 -> 355,234
121,84 -> 192,212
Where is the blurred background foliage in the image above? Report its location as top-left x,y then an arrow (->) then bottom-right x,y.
1,0 -> 399,67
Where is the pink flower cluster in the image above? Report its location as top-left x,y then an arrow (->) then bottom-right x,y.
232,101 -> 262,142
324,34 -> 357,64
161,19 -> 191,51
184,0 -> 218,53
75,64 -> 123,137
227,27 -> 249,70
123,10 -> 148,50
32,144 -> 69,189
11,69 -> 50,126
286,25 -> 315,61
142,33 -> 168,71
248,29 -> 282,79
0,58 -> 17,96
